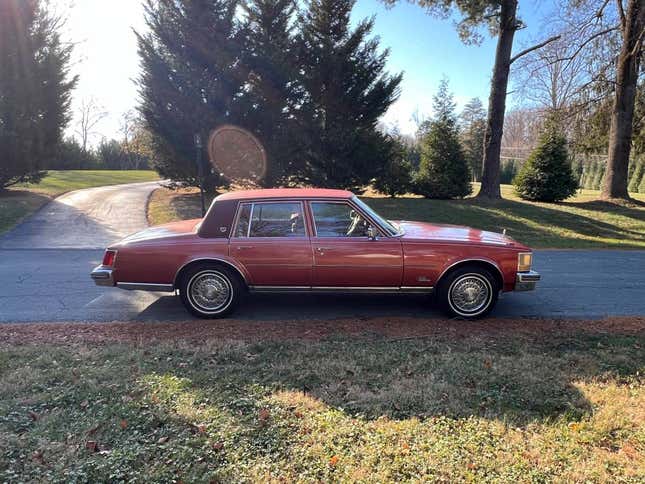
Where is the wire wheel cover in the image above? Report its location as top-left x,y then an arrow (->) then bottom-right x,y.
449,274 -> 491,314
189,272 -> 232,312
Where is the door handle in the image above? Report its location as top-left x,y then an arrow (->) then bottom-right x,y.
235,246 -> 254,250
315,247 -> 332,253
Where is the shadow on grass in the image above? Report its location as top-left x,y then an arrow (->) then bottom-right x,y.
367,197 -> 645,248
1,323 -> 643,481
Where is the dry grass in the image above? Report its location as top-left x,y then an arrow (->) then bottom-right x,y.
1,317 -> 643,482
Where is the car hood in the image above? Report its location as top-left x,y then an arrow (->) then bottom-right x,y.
395,220 -> 519,247
115,218 -> 202,245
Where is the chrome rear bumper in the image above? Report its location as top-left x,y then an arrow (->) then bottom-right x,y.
515,270 -> 541,291
90,265 -> 115,287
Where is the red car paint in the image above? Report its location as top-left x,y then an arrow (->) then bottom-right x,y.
97,188 -> 533,294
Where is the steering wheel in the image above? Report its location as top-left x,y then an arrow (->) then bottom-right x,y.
346,210 -> 364,237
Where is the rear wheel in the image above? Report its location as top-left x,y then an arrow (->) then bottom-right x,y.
437,265 -> 499,319
179,263 -> 241,318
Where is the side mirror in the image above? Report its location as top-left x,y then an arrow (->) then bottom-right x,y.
367,226 -> 377,241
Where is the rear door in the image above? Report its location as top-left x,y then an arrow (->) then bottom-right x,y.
230,201 -> 312,287
308,200 -> 403,287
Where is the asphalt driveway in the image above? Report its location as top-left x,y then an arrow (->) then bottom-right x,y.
0,181 -> 162,249
0,182 -> 643,322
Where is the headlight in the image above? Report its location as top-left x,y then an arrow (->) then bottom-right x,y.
517,252 -> 532,272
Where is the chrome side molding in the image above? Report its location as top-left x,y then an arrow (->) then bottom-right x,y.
248,285 -> 433,294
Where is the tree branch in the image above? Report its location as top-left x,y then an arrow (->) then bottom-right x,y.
615,0 -> 625,28
510,35 -> 561,64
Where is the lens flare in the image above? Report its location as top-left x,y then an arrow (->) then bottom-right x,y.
208,125 -> 267,183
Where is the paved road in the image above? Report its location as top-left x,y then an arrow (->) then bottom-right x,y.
0,249 -> 644,322
0,181 -> 163,249
0,182 -> 643,322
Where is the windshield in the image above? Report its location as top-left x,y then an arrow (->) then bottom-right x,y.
352,196 -> 400,237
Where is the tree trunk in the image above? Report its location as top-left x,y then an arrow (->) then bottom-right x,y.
601,0 -> 644,200
477,0 -> 518,199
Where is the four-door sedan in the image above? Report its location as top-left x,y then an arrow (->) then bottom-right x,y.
91,188 -> 540,319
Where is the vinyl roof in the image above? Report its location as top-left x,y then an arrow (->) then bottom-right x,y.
215,188 -> 354,201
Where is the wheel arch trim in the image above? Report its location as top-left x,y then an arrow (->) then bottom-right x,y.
173,257 -> 250,289
436,258 -> 505,289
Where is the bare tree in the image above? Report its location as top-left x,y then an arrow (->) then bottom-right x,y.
75,98 -> 107,152
513,38 -> 587,112
119,110 -> 138,169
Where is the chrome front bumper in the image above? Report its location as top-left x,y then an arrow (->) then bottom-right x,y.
90,265 -> 115,287
515,270 -> 541,291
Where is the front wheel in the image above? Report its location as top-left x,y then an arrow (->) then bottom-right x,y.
179,264 -> 241,318
437,265 -> 499,319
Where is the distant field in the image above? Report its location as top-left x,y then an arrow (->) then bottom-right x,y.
0,170 -> 160,234
148,184 -> 645,249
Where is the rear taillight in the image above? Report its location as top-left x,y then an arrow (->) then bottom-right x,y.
102,250 -> 117,267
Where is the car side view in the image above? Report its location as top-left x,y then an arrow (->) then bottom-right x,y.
91,188 -> 540,319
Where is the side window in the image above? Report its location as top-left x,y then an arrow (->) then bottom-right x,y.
234,203 -> 252,237
311,202 -> 371,237
234,202 -> 305,237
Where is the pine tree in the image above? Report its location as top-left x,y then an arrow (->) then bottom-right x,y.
514,121 -> 578,202
136,0 -> 248,190
592,161 -> 605,190
372,136 -> 413,197
0,0 -> 76,188
628,156 -> 644,193
460,97 -> 486,182
413,79 -> 472,199
296,0 -> 402,190
242,0 -> 300,186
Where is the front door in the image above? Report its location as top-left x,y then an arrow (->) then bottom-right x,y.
230,201 -> 312,287
308,201 -> 403,287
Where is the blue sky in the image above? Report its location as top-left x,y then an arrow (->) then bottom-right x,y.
54,0 -> 558,141
352,0 -> 557,133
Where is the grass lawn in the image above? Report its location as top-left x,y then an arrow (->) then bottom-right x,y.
0,170 -> 159,234
1,317 -> 643,481
148,184 -> 645,249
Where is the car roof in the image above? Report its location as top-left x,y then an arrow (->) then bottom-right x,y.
215,188 -> 354,201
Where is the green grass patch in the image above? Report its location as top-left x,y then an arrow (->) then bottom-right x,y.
1,326 -> 643,481
0,170 -> 160,235
13,170 -> 160,197
148,184 -> 645,249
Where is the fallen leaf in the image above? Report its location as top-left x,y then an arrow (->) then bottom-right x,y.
329,455 -> 339,466
157,436 -> 169,444
28,411 -> 39,421
212,441 -> 224,451
85,441 -> 99,453
259,408 -> 270,422
483,359 -> 492,369
568,422 -> 581,432
80,400 -> 89,408
119,419 -> 128,430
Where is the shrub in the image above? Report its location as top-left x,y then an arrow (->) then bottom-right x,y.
513,127 -> 578,202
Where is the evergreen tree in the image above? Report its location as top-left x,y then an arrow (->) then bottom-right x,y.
0,0 -> 76,188
372,136 -> 413,197
460,97 -> 486,181
242,0 -> 301,186
296,0 -> 402,190
592,161 -> 605,190
628,156 -> 643,193
413,79 -> 472,199
514,121 -> 578,202
136,0 -> 248,190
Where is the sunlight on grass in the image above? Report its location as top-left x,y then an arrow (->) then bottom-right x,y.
147,183 -> 645,248
1,326 -> 643,481
13,170 -> 160,197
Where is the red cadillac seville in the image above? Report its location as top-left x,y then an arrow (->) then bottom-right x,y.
91,188 -> 540,319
